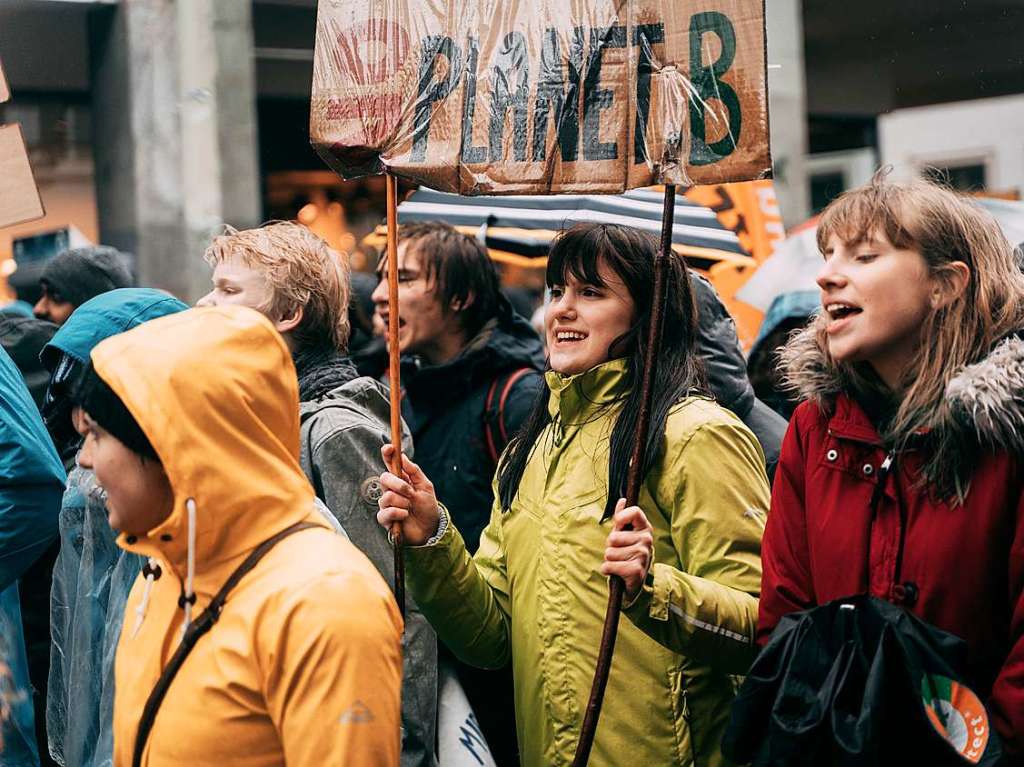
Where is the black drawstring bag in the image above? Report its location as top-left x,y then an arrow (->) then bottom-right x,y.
722,595 -> 1003,766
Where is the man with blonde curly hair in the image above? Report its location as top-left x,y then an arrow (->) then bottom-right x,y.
198,221 -> 437,767
199,221 -> 350,357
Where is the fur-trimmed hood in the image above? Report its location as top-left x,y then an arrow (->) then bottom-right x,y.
780,322 -> 1024,458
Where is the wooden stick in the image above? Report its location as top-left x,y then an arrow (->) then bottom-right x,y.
571,184 -> 677,766
385,172 -> 406,620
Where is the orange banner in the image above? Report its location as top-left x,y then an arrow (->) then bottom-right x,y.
686,180 -> 784,349
685,179 -> 784,263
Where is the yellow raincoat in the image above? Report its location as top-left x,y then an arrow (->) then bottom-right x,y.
92,306 -> 402,767
407,358 -> 768,766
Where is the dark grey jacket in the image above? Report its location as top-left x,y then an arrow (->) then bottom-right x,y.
692,274 -> 789,481
299,378 -> 437,767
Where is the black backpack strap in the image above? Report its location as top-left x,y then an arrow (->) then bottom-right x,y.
132,520 -> 320,767
483,367 -> 534,465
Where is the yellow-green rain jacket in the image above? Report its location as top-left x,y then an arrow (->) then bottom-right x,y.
408,358 -> 768,766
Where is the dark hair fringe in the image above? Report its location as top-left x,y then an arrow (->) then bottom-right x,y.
397,222 -> 501,339
496,223 -> 707,517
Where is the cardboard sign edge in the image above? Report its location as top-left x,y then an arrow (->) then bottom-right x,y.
0,56 -> 8,104
0,123 -> 46,228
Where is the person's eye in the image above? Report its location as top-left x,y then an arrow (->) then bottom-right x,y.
549,286 -> 564,298
855,253 -> 878,263
581,287 -> 603,298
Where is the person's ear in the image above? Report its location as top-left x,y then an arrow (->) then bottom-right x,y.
450,292 -> 476,314
276,305 -> 304,334
931,261 -> 970,310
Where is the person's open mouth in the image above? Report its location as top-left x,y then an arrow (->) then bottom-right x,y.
554,329 -> 588,345
824,302 -> 862,333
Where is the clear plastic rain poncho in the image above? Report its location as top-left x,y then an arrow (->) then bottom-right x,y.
37,289 -> 192,767
46,466 -> 142,767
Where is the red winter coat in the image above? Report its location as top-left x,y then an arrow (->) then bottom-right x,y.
759,328 -> 1024,760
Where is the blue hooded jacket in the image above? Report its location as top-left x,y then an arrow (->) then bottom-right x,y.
0,344 -> 66,766
41,289 -> 186,767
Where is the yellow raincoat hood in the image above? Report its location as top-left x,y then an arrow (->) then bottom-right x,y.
95,306 -> 402,767
90,305 -> 320,576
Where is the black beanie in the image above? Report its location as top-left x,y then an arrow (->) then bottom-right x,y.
40,246 -> 134,308
75,363 -> 158,461
0,315 -> 57,406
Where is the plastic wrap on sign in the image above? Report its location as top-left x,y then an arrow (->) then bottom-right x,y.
310,0 -> 771,195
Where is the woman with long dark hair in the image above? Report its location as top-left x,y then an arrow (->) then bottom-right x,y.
378,223 -> 769,766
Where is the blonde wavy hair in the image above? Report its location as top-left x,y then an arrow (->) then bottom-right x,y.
204,221 -> 351,353
811,173 -> 1024,496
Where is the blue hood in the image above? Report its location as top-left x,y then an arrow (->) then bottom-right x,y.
749,290 -> 820,358
0,347 -> 64,764
39,289 -> 189,465
0,345 -> 66,591
42,288 -> 188,371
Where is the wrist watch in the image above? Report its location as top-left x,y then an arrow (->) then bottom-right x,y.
423,505 -> 449,546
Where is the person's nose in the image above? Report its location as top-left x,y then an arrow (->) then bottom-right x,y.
195,290 -> 215,307
550,291 -> 577,322
371,276 -> 388,307
816,258 -> 848,293
33,296 -> 48,320
77,433 -> 95,470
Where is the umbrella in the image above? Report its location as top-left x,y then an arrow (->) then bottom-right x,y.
364,187 -> 756,272
735,219 -> 819,313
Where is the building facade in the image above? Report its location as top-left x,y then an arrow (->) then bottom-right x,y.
0,0 -> 1020,301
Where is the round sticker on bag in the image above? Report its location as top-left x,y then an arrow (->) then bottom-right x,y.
921,674 -> 989,764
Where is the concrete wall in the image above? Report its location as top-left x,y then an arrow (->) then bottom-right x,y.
90,0 -> 261,302
765,0 -> 810,228
879,94 -> 1024,197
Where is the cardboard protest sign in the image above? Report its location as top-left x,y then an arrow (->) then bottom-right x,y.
0,56 -> 44,228
311,0 -> 770,195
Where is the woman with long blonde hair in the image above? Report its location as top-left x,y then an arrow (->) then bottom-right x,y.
759,174 -> 1024,757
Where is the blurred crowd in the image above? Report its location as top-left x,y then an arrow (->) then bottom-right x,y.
0,174 -> 1022,767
